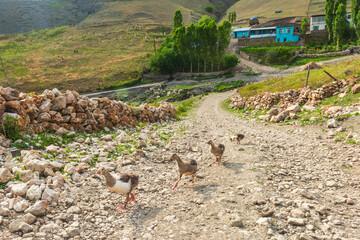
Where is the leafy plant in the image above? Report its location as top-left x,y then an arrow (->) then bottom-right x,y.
205,5 -> 213,13
1,115 -> 21,141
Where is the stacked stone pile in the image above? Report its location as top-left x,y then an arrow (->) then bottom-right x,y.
0,87 -> 177,134
230,75 -> 360,117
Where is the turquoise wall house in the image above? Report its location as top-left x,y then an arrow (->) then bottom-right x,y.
275,26 -> 299,42
233,27 -> 250,38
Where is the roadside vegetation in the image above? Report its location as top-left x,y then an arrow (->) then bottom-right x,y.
238,58 -> 360,97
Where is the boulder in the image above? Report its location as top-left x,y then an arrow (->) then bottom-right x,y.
9,220 -> 33,233
11,182 -> 28,196
2,87 -> 20,101
0,167 -> 12,183
41,188 -> 59,202
21,213 -> 36,224
51,96 -> 67,111
14,199 -> 30,212
286,104 -> 301,113
25,200 -> 47,216
26,185 -> 42,200
268,108 -> 279,116
351,84 -> 360,94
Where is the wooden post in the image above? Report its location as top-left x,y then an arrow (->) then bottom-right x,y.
323,70 -> 337,81
154,38 -> 156,54
305,65 -> 310,88
0,56 -> 7,78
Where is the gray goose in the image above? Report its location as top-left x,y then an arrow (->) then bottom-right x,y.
207,140 -> 225,166
230,134 -> 245,145
170,153 -> 198,189
97,167 -> 139,211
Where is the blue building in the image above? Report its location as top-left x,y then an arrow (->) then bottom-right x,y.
276,26 -> 299,42
233,25 -> 299,43
233,27 -> 251,38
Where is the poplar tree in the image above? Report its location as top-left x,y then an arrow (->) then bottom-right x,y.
355,11 -> 360,42
301,17 -> 308,45
173,10 -> 183,31
334,3 -> 347,48
186,23 -> 196,73
217,20 -> 232,71
351,0 -> 360,26
207,20 -> 218,72
325,0 -> 336,41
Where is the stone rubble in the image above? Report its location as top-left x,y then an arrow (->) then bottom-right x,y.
0,86 -> 176,134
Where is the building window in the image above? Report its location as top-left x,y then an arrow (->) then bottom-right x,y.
286,28 -> 291,33
313,26 -> 319,30
348,14 -> 351,20
284,38 -> 287,42
279,29 -> 284,33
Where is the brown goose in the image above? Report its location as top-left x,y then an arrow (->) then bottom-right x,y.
230,134 -> 245,145
207,140 -> 225,166
97,167 -> 139,211
170,153 -> 198,189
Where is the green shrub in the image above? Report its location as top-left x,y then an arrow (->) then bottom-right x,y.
222,54 -> 239,68
205,5 -> 213,13
1,115 -> 21,141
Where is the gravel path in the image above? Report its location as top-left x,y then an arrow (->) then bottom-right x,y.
58,92 -> 360,240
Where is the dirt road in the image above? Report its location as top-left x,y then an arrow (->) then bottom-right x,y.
59,92 -> 360,240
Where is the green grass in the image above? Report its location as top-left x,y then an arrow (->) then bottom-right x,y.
238,57 -> 360,98
271,55 -> 345,69
172,95 -> 202,117
0,0 -> 218,93
224,0 -> 350,27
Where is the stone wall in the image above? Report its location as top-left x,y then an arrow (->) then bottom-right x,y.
296,46 -> 360,59
0,87 -> 177,134
237,37 -> 304,47
230,75 -> 360,112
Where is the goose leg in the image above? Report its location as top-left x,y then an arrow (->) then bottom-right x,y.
171,174 -> 182,189
188,175 -> 195,186
129,193 -> 136,202
237,140 -> 241,145
214,157 -> 220,166
116,193 -> 129,211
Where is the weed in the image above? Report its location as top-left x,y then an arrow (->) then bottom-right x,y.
1,115 -> 21,141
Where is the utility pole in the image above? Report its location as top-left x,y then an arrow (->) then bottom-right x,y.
0,56 -> 7,78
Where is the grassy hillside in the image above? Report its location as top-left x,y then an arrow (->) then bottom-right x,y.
226,0 -> 351,27
0,0 -> 221,93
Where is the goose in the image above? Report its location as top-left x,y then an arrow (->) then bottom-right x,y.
170,153 -> 198,189
207,140 -> 225,166
97,167 -> 139,211
230,134 -> 245,145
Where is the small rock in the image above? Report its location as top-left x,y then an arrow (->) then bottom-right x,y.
14,200 -> 30,212
41,188 -> 59,202
0,168 -> 13,183
230,215 -> 244,228
22,213 -> 36,224
351,84 -> 360,94
66,227 -> 80,237
11,182 -> 28,196
288,217 -> 306,226
26,185 -> 42,200
327,119 -> 338,128
25,200 -> 47,216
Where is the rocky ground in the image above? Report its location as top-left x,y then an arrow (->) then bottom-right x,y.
1,92 -> 360,239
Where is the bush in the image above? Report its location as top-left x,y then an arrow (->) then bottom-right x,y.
149,37 -> 182,74
264,47 -> 296,64
1,115 -> 21,141
205,5 -> 213,13
222,54 -> 239,68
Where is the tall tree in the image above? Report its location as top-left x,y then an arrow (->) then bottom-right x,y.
194,24 -> 202,72
301,17 -> 308,45
334,3 -> 347,48
173,24 -> 187,71
352,0 -> 360,26
173,9 -> 183,31
207,20 -> 218,72
217,20 -> 232,71
325,0 -> 336,41
198,23 -> 209,72
186,23 -> 196,73
355,10 -> 360,42
233,12 -> 237,23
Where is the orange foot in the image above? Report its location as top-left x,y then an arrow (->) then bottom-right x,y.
129,194 -> 136,202
116,206 -> 126,211
171,184 -> 178,190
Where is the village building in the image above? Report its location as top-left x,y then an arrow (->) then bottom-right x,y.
310,13 -> 352,31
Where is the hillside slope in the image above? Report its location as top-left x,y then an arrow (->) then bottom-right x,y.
0,0 -> 232,93
226,0 -> 350,27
